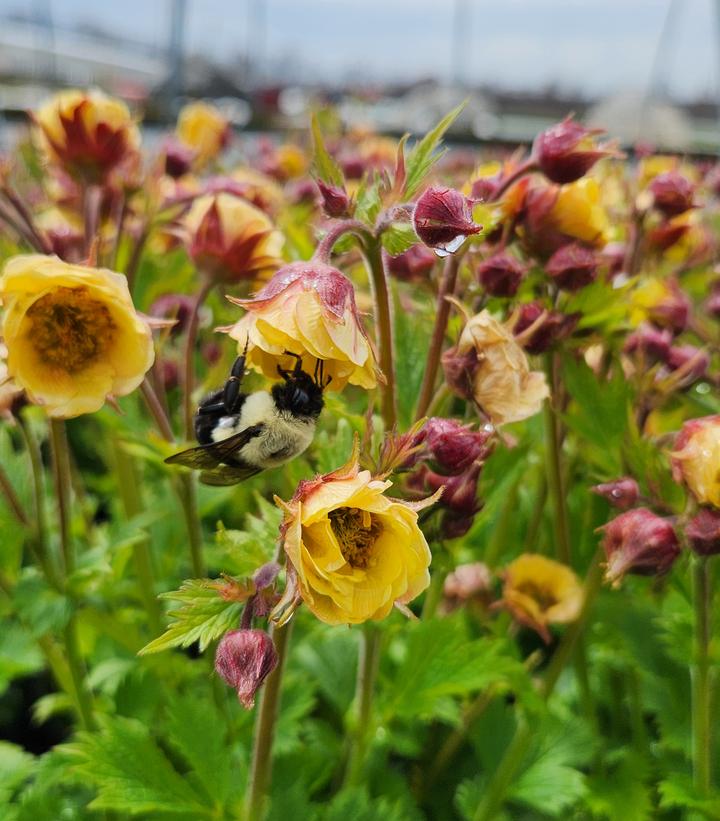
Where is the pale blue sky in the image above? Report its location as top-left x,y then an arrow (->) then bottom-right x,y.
2,0 -> 717,98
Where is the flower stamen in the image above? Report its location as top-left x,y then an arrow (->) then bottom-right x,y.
329,506 -> 382,569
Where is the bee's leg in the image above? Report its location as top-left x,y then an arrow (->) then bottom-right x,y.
282,350 -> 303,373
223,344 -> 250,413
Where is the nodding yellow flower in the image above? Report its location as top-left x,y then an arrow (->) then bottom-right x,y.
176,101 -> 230,169
499,554 -> 583,643
183,192 -> 284,283
0,255 -> 154,418
223,261 -> 378,391
549,178 -> 610,247
275,444 -> 437,625
273,144 -> 308,181
33,89 -> 140,183
671,416 -> 720,508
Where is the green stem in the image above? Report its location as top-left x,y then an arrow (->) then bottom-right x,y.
182,278 -> 214,441
0,460 -> 28,525
177,473 -> 205,577
313,219 -> 369,264
692,555 -> 712,795
48,418 -> 95,731
344,623 -> 382,787
421,548 -> 448,620
245,620 -> 293,821
472,553 -> 604,821
415,254 -> 461,421
362,237 -> 397,430
112,441 -> 163,634
543,354 -> 571,564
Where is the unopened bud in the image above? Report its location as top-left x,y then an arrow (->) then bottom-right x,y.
591,477 -> 639,510
420,417 -> 493,475
412,186 -> 481,254
441,344 -> 478,400
685,508 -> 720,556
316,180 -> 350,218
648,171 -> 696,217
705,288 -> 720,319
623,324 -> 673,363
601,508 -> 681,585
427,462 -> 483,516
546,242 -> 598,291
162,137 -> 196,179
666,345 -> 709,384
385,244 -> 436,281
214,629 -> 278,709
513,302 -> 578,354
534,117 -> 620,184
477,251 -> 526,297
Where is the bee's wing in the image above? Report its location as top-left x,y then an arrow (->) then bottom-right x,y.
164,424 -> 265,470
199,464 -> 263,486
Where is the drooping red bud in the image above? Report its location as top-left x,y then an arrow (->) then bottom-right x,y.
623,324 -> 673,363
685,508 -> 720,556
648,171 -> 696,217
162,136 -> 196,179
420,417 -> 493,475
441,344 -> 478,400
513,302 -> 578,354
546,242 -> 598,291
533,117 -> 620,184
412,186 -> 481,254
385,244 -> 437,281
316,179 -> 350,218
425,462 -> 483,516
477,251 -> 526,297
214,629 -> 278,709
601,508 -> 681,585
591,477 -> 640,510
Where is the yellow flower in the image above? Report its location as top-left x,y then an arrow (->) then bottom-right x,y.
0,255 -> 154,418
500,554 -> 583,643
34,89 -> 140,183
231,167 -> 284,215
549,178 -> 610,247
176,101 -> 229,169
443,310 -> 549,426
0,342 -> 23,419
274,144 -> 308,180
224,261 -> 378,391
275,444 -> 436,625
671,416 -> 720,508
183,192 -> 284,282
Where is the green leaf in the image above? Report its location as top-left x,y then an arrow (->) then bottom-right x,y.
354,177 -> 382,226
12,570 -> 71,638
380,223 -> 418,256
322,787 -> 409,821
404,103 -> 465,197
214,494 -> 282,576
311,113 -> 344,187
138,579 -> 242,655
659,773 -> 720,818
381,616 -> 527,720
0,742 -> 36,804
585,750 -> 652,820
65,717 -> 211,816
165,694 -> 236,807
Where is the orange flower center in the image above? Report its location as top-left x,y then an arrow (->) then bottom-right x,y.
329,506 -> 382,569
26,286 -> 116,373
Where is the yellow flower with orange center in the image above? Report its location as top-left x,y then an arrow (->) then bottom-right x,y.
223,261 -> 378,391
0,255 -> 154,418
34,89 -> 140,183
183,192 -> 284,282
176,101 -> 230,170
275,444 -> 437,625
671,416 -> 720,508
500,554 -> 583,643
548,178 -> 610,247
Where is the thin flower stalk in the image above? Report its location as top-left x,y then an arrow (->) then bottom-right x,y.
692,555 -> 713,795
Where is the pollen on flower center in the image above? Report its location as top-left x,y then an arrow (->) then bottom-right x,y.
26,286 -> 116,373
515,581 -> 559,611
329,506 -> 382,569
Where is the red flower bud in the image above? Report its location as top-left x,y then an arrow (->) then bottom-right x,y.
705,288 -> 720,319
477,252 -> 526,297
440,512 -> 477,540
316,180 -> 350,218
412,186 -> 482,254
214,629 -> 278,709
601,508 -> 681,585
149,293 -> 196,337
685,508 -> 720,556
623,324 -> 673,363
513,302 -> 578,354
667,345 -> 709,384
591,477 -> 640,510
648,171 -> 696,217
162,136 -> 196,179
533,117 -> 620,184
646,220 -> 691,252
420,417 -> 493,475
425,462 -> 483,516
546,242 -> 598,291
385,244 -> 436,282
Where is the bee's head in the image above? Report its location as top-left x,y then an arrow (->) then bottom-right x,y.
272,355 -> 326,419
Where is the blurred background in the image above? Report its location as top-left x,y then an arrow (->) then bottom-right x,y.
0,0 -> 718,152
